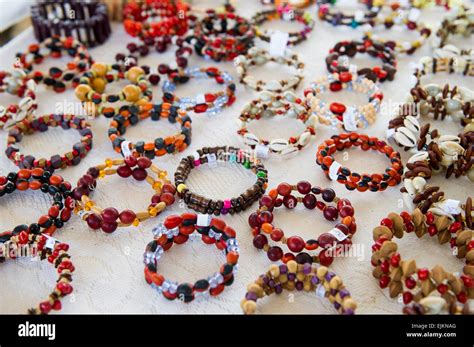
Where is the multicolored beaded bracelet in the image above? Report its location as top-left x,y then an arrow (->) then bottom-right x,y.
144,213 -> 239,302
326,38 -> 397,83
162,66 -> 236,115
238,91 -> 316,158
241,261 -> 357,314
108,102 -> 192,159
73,157 -> 176,233
371,209 -> 473,314
261,0 -> 315,8
174,146 -> 268,215
316,133 -> 403,192
123,0 -> 189,39
249,181 -> 357,266
251,6 -> 314,46
30,0 -> 111,47
412,56 -> 474,87
0,233 -> 74,314
0,168 -> 74,243
304,72 -> 383,131
431,7 -> 474,58
235,47 -> 305,92
0,69 -> 37,129
189,12 -> 255,62
317,0 -> 381,28
5,114 -> 93,172
75,64 -> 152,117
16,36 -> 93,93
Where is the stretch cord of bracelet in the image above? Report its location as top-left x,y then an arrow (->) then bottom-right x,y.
162,66 -> 236,115
412,56 -> 474,88
72,157 -> 176,234
431,7 -> 474,58
16,36 -> 93,93
241,261 -> 357,314
188,12 -> 255,62
316,133 -> 403,192
304,72 -> 383,131
326,38 -> 397,83
108,101 -> 192,159
0,168 -> 73,243
249,182 -> 356,267
238,91 -> 316,157
175,146 -> 268,215
144,213 -> 239,302
123,0 -> 189,39
0,233 -> 74,314
317,0 -> 381,28
6,114 -> 93,172
0,70 -> 37,129
235,47 -> 305,92
30,0 -> 111,48
75,63 -> 153,118
371,209 -> 473,315
251,6 -> 314,46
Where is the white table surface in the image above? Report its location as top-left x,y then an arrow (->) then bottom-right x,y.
0,0 -> 472,314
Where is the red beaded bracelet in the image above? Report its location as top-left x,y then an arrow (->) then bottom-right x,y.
0,233 -> 74,314
0,168 -> 74,243
5,114 -> 93,172
249,181 -> 356,267
144,212 -> 239,302
315,133 -> 403,192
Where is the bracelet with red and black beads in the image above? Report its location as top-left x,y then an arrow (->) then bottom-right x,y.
249,181 -> 356,267
144,213 -> 239,302
315,133 -> 403,192
0,168 -> 73,243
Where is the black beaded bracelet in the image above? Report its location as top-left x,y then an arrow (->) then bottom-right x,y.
30,0 -> 111,47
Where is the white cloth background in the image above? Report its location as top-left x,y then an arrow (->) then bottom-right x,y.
0,0 -> 472,314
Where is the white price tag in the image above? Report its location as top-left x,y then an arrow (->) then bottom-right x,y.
197,214 -> 212,227
328,228 -> 347,242
207,153 -> 217,168
438,199 -> 462,215
343,107 -> 358,131
196,93 -> 206,105
44,235 -> 57,250
329,161 -> 342,181
269,30 -> 289,57
316,284 -> 326,298
121,141 -> 132,157
255,144 -> 269,159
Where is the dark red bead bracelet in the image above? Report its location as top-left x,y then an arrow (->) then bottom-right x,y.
249,181 -> 357,267
144,212 -> 239,302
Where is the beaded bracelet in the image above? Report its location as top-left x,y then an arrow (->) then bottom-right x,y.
317,0 -> 381,28
249,181 -> 356,266
238,91 -> 316,157
304,72 -> 383,131
0,233 -> 74,314
6,114 -> 93,172
123,0 -> 189,39
144,213 -> 239,302
0,168 -> 73,243
235,47 -> 305,92
162,66 -> 236,115
16,36 -> 93,93
108,102 -> 192,159
431,8 -> 474,58
73,157 -> 176,233
241,261 -> 357,314
189,12 -> 255,62
326,38 -> 397,83
75,64 -> 152,117
371,209 -> 473,314
251,6 -> 315,46
261,0 -> 315,9
174,146 -> 268,215
412,56 -> 474,87
30,0 -> 111,47
0,70 -> 37,129
316,133 -> 403,192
